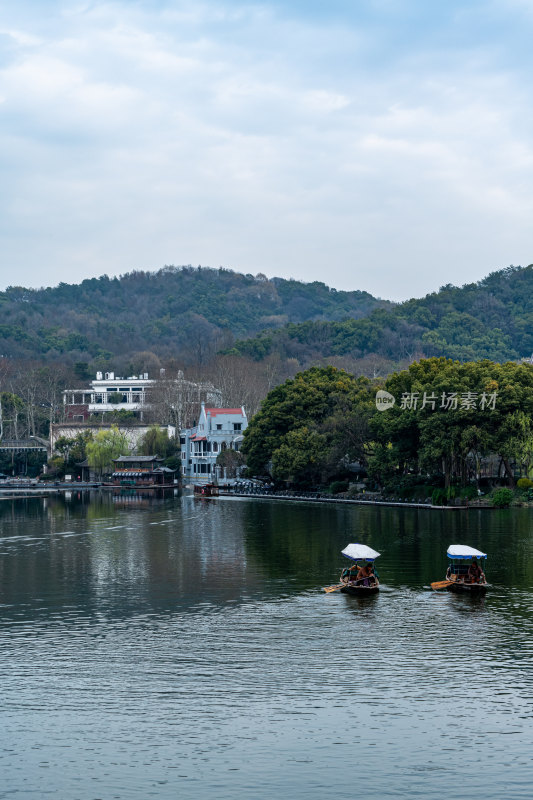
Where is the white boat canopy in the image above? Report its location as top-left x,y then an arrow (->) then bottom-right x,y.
342,543 -> 381,561
447,544 -> 487,559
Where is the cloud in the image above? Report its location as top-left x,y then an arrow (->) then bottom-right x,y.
0,0 -> 532,300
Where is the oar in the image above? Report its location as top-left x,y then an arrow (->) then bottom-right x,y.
430,579 -> 454,590
323,583 -> 344,593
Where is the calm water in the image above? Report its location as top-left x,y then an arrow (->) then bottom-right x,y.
1,493 -> 532,799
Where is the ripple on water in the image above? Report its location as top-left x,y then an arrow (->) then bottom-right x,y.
0,498 -> 533,799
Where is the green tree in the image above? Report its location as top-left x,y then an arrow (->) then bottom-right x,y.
370,358 -> 533,489
86,426 -> 129,477
242,366 -> 376,483
138,426 -> 177,457
271,427 -> 326,484
54,431 -> 93,472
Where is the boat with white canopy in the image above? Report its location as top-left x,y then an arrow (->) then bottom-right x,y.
431,544 -> 489,593
338,543 -> 381,596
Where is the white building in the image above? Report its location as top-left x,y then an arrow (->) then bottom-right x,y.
62,371 -> 152,420
181,403 -> 248,483
62,370 -> 222,426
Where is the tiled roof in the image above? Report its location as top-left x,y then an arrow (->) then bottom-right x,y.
205,408 -> 243,416
112,455 -> 163,463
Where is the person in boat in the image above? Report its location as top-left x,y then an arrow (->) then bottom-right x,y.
355,562 -> 375,587
341,564 -> 358,584
467,558 -> 485,584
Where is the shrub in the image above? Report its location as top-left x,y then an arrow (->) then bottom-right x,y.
46,455 -> 65,478
431,488 -> 447,506
492,488 -> 514,508
517,477 -> 533,490
330,480 -> 349,494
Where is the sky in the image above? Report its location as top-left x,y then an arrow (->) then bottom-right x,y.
1,0 -> 533,301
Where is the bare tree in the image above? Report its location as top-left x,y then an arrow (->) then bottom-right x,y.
147,370 -> 222,429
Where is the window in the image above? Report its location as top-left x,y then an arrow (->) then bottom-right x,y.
181,452 -> 186,459
233,423 -> 242,432
212,442 -> 218,453
216,424 -> 222,430
180,437 -> 186,445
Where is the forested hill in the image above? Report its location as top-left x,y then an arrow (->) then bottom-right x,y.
0,266 -> 389,364
228,265 -> 533,367
4,263 -> 533,375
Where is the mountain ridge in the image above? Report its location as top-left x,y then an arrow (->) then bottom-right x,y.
228,264 -> 533,367
0,265 -> 390,366
2,263 -> 532,373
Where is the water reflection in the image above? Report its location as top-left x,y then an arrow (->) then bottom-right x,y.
0,494 -> 533,799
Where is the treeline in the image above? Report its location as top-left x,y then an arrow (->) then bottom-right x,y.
242,359 -> 533,494
0,266 -> 387,366
4,263 -> 533,393
229,265 -> 533,368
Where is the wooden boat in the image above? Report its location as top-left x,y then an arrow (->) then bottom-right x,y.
193,483 -> 219,497
432,544 -> 489,594
339,543 -> 380,596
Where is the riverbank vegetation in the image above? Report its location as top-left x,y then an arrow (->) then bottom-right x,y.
242,358 -> 533,504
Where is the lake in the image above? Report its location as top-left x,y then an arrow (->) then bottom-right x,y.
1,492 -> 532,799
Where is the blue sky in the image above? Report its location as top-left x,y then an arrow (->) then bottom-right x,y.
1,0 -> 533,300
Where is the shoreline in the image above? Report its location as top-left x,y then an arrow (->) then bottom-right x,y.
217,490 -> 473,510
0,485 -> 514,510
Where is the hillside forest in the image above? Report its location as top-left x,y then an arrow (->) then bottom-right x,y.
2,262 -> 533,480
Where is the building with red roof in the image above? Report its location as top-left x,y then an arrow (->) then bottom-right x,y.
180,403 -> 248,484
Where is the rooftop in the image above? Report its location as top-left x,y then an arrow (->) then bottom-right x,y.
205,407 -> 244,416
112,455 -> 164,463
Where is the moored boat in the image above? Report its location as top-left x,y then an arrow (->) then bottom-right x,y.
193,483 -> 219,497
432,544 -> 489,593
339,543 -> 380,596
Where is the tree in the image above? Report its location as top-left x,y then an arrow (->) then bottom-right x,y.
54,431 -> 93,473
0,392 -> 24,439
369,358 -> 533,489
271,427 -> 326,484
86,426 -> 129,477
139,426 -> 177,457
216,448 -> 245,478
242,366 -> 376,482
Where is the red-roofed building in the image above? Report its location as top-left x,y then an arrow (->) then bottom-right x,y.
180,403 -> 248,483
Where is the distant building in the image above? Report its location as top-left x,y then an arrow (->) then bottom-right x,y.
61,370 -> 222,426
111,455 -> 176,487
180,403 -> 248,483
62,371 -> 152,421
75,453 -> 177,485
